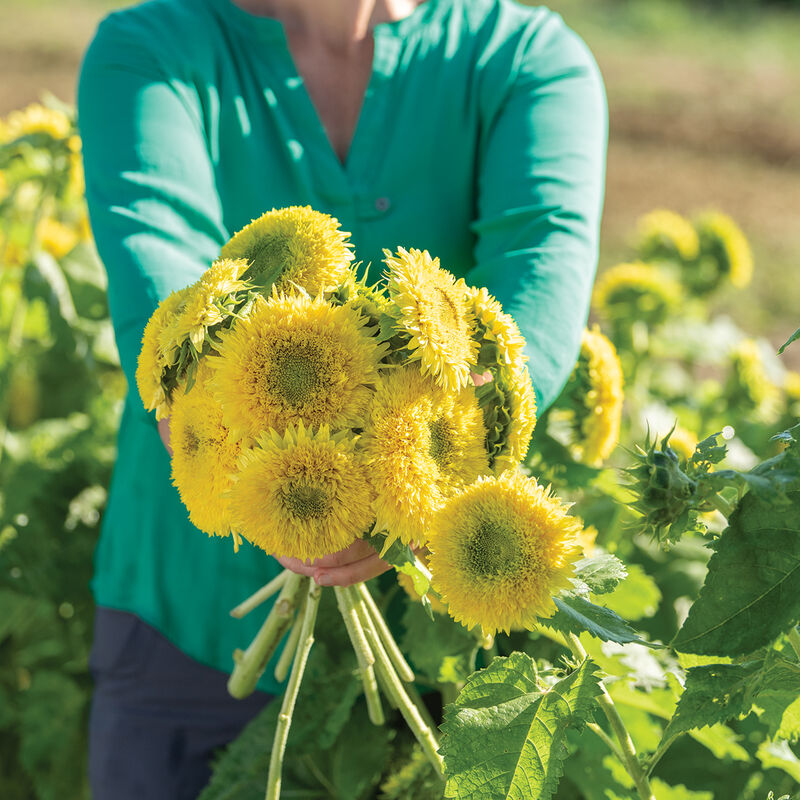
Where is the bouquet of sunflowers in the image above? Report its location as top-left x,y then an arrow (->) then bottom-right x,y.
135,206 -> 590,797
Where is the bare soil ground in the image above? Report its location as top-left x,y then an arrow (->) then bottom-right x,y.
2,0 -> 798,359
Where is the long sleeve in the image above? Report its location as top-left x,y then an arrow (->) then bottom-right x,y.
467,13 -> 607,410
78,15 -> 227,403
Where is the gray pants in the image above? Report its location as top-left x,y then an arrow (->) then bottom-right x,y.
88,607 -> 272,799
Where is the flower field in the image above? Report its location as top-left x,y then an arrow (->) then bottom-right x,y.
2,94 -> 800,800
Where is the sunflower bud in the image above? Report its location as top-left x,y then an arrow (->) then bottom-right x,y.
627,431 -> 702,543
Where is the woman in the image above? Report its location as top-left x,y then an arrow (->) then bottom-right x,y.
78,0 -> 606,795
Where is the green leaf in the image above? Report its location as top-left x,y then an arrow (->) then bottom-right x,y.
401,602 -> 479,685
597,563 -> 662,621
651,778 -> 713,800
778,326 -> 800,355
543,593 -> 653,646
661,662 -> 762,742
572,553 -> 628,595
672,490 -> 800,656
756,740 -> 800,783
367,532 -> 433,618
440,653 -> 602,800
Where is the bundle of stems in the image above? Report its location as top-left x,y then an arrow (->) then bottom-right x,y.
228,570 -> 444,800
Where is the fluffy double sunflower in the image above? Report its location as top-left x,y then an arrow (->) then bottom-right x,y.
169,361 -> 242,538
0,102 -> 72,143
158,258 -> 250,356
211,292 -> 384,441
222,206 -> 354,296
427,470 -> 582,634
563,326 -> 624,467
593,261 -> 683,332
361,366 -> 489,546
228,424 -> 375,561
135,286 -> 193,419
693,211 -> 753,292
479,365 -> 537,473
466,285 -> 527,372
384,248 -> 478,392
635,209 -> 699,264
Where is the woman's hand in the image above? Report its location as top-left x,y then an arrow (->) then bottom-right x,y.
158,417 -> 173,456
275,539 -> 391,587
471,370 -> 493,387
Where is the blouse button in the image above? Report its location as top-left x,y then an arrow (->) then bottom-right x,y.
374,196 -> 391,213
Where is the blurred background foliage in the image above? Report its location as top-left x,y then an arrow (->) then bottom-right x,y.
1,0 -> 799,798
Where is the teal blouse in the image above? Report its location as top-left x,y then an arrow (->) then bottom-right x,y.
78,0 -> 606,692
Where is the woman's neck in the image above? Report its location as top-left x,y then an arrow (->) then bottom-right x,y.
231,0 -> 424,51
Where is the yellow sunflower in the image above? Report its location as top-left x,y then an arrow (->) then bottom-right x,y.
159,258 -> 249,356
384,247 -> 478,392
0,103 -> 71,143
593,262 -> 683,329
136,286 -> 194,419
222,206 -> 354,296
37,217 -> 79,260
229,423 -> 375,561
170,361 -> 242,537
726,339 -> 782,423
361,366 -> 490,547
479,365 -> 538,473
427,470 -> 582,635
211,292 -> 384,440
635,209 -> 699,263
566,327 -> 624,467
466,284 -> 527,372
694,211 -> 753,292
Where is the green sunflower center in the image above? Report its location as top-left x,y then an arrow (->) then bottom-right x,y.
244,235 -> 292,291
283,484 -> 330,520
428,415 -> 455,470
271,342 -> 324,406
464,516 -> 523,578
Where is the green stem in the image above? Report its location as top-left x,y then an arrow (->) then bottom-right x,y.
708,492 -> 735,519
227,573 -> 305,699
334,586 -> 384,725
273,590 -> 307,684
353,581 -> 415,683
788,627 -> 800,662
265,580 -> 321,800
566,634 -> 655,800
588,722 -> 626,764
352,587 -> 444,776
230,570 -> 290,618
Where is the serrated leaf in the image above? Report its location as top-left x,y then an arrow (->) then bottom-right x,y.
440,654 -> 602,800
778,326 -> 800,355
672,490 -> 800,656
598,563 -> 662,621
401,602 -> 479,685
757,740 -> 800,782
662,662 -> 762,741
573,553 -> 628,595
543,593 -> 653,646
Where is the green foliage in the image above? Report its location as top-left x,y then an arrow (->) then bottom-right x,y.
0,99 -> 122,800
672,489 -> 800,656
572,553 -> 628,595
401,602 -> 479,686
544,593 -> 653,646
440,654 -> 602,800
